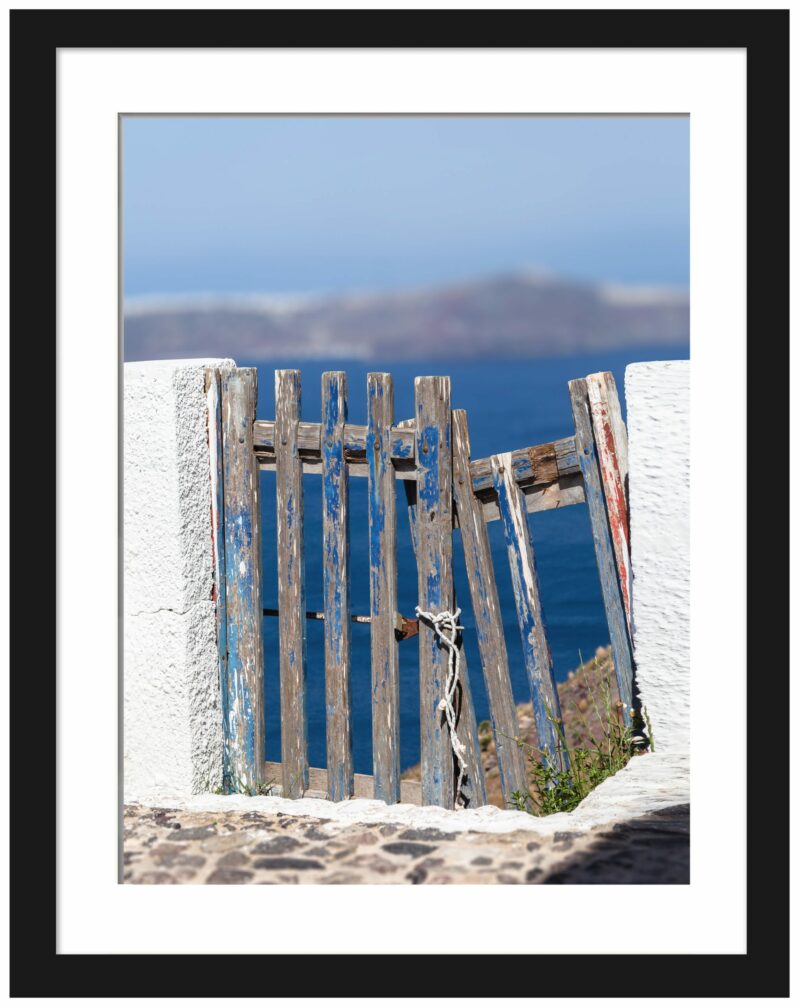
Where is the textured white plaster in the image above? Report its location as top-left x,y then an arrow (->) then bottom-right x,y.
626,360 -> 690,753
136,752 -> 689,837
124,358 -> 234,801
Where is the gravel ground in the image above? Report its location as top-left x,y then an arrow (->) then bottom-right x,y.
123,801 -> 689,885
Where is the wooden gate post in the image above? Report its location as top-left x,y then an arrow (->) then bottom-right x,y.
367,373 -> 401,804
205,368 -> 228,784
322,371 -> 353,801
399,473 -> 486,809
452,410 -> 529,805
569,377 -> 635,720
490,451 -> 568,775
275,369 -> 309,799
586,371 -> 632,636
414,376 -> 458,808
219,367 -> 264,794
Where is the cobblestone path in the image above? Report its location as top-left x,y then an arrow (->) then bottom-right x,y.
123,803 -> 689,885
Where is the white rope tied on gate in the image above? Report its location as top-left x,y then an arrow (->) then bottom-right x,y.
414,605 -> 468,808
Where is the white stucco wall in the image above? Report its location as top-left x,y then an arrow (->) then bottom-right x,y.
625,360 -> 690,753
124,358 -> 234,801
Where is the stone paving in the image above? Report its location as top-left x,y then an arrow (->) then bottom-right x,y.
123,801 -> 689,885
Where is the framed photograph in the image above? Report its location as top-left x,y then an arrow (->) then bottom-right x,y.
11,7 -> 787,998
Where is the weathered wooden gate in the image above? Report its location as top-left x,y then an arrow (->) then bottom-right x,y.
205,366 -> 634,810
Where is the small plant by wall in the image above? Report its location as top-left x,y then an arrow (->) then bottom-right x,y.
508,651 -> 655,816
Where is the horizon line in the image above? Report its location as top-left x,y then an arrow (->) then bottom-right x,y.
124,269 -> 690,317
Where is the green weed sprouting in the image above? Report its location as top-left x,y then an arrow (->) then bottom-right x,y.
215,776 -> 277,797
508,653 -> 655,816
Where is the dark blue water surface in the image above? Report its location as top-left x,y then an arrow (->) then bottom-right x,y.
247,347 -> 688,774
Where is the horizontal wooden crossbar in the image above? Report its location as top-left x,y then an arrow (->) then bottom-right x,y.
253,419 -> 585,519
262,762 -> 422,805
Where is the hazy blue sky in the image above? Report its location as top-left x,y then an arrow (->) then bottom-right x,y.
123,115 -> 688,299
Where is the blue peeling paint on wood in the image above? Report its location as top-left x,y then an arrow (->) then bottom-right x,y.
220,368 -> 264,794
254,421 -> 416,461
569,378 -> 635,722
451,409 -> 528,807
415,377 -> 457,808
491,454 -> 568,776
468,436 -> 579,495
322,371 -> 353,801
402,477 -> 487,808
367,373 -> 401,803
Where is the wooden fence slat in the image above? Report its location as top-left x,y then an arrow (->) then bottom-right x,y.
321,372 -> 353,801
452,411 -> 529,806
400,471 -> 487,808
205,368 -> 229,790
569,378 -> 634,721
367,373 -> 401,804
586,371 -> 633,635
414,377 -> 458,808
490,450 -> 568,774
219,368 -> 264,793
275,369 -> 308,798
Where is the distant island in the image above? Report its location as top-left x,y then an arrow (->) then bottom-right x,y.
123,271 -> 689,362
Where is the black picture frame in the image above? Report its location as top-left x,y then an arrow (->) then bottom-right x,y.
10,8 -> 788,998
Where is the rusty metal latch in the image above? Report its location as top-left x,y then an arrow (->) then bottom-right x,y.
394,612 -> 419,642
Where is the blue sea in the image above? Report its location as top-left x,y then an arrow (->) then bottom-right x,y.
247,346 -> 688,774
